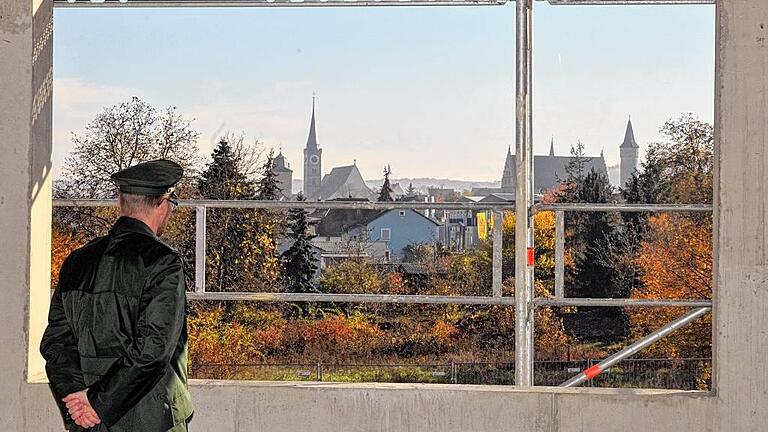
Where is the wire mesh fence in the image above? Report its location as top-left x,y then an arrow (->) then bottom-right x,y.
192,358 -> 712,390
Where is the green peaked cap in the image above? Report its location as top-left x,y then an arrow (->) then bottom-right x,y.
110,159 -> 184,196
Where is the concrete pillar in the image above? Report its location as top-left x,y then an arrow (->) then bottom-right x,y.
713,0 -> 768,429
0,0 -> 60,429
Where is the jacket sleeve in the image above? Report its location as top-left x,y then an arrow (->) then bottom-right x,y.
40,260 -> 86,429
87,253 -> 187,427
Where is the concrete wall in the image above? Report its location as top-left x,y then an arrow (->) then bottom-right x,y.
2,0 -> 767,431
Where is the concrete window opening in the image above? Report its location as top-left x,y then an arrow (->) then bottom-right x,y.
5,0 -> 766,430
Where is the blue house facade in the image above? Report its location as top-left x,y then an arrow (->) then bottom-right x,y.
346,209 -> 440,262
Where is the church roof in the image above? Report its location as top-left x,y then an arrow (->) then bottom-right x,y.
534,154 -> 607,191
312,164 -> 373,201
306,97 -> 319,151
621,118 -> 639,149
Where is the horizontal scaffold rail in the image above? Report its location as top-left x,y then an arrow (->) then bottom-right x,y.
187,292 -> 518,304
53,199 -> 514,211
186,292 -> 711,307
534,203 -> 713,213
53,0 -> 507,7
534,298 -> 712,308
52,0 -> 714,7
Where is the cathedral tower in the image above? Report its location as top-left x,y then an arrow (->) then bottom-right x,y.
620,117 -> 640,188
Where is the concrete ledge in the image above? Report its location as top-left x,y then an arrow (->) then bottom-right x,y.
190,378 -> 713,397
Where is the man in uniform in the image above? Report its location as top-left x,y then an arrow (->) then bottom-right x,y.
41,160 -> 194,432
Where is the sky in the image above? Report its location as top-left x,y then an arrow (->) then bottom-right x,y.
52,2 -> 715,185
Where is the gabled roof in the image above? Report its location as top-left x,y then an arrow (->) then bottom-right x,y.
621,118 -> 639,149
313,164 -> 373,201
534,155 -> 607,192
315,208 -> 384,236
316,208 -> 439,236
479,193 -> 517,203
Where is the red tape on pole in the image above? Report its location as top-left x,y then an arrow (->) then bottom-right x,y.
527,247 -> 535,266
584,365 -> 602,380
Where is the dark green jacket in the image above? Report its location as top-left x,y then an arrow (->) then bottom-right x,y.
40,217 -> 193,431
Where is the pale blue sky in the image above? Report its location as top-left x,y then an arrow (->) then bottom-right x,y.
53,3 -> 715,184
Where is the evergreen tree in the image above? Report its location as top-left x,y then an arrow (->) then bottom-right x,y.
199,139 -> 253,200
281,193 -> 319,294
378,165 -> 394,202
406,182 -> 417,197
256,149 -> 280,201
555,141 -> 626,340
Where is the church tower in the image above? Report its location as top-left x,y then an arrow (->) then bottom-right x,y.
620,117 -> 640,188
303,96 -> 322,199
500,145 -> 516,192
273,150 -> 293,200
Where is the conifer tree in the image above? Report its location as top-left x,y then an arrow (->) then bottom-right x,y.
406,182 -> 417,197
378,165 -> 394,202
281,193 -> 319,294
256,149 -> 280,201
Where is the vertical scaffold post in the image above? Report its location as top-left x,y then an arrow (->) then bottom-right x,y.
514,0 -> 535,387
492,209 -> 504,297
195,205 -> 207,293
555,210 -> 565,298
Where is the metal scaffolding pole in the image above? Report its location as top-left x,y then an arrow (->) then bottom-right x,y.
514,0 -> 535,387
560,307 -> 711,387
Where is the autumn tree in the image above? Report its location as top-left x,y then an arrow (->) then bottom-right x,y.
55,96 -> 201,237
630,214 -> 712,358
622,114 -> 714,358
198,137 -> 279,292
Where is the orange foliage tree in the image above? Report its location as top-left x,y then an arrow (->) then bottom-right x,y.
51,228 -> 88,288
630,214 -> 712,358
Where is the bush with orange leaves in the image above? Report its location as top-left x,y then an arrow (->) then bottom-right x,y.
630,213 -> 712,358
51,228 -> 88,288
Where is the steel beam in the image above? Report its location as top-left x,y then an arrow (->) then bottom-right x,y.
53,199 -> 513,211
187,292 -> 519,305
535,203 -> 713,213
534,298 -> 712,308
52,0 -> 714,6
514,0 -> 534,387
554,210 -> 564,298
195,206 -> 207,293
491,209 -> 504,297
53,0 -> 507,7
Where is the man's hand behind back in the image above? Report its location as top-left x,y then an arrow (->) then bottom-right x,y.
63,389 -> 101,429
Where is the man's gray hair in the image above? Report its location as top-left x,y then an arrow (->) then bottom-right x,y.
118,193 -> 166,217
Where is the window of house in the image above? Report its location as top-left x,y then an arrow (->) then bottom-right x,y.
381,228 -> 391,241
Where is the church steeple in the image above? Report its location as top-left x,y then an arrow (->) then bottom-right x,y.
306,95 -> 319,150
621,117 -> 639,149
303,95 -> 323,200
549,136 -> 555,156
501,145 -> 516,192
619,116 -> 640,188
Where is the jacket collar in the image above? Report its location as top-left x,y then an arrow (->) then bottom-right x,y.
110,216 -> 157,238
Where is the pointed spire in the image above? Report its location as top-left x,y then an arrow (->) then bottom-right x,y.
306,95 -> 318,150
549,136 -> 555,156
600,147 -> 604,158
507,144 -> 512,156
621,116 -> 639,148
